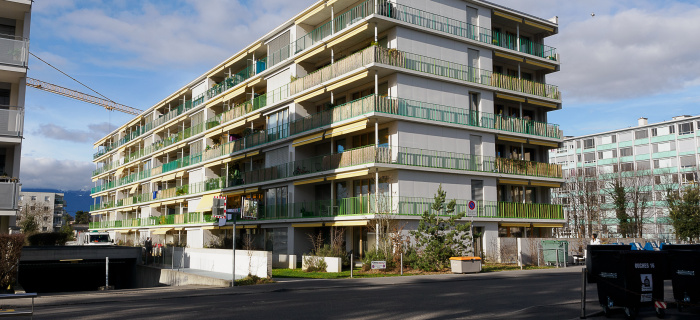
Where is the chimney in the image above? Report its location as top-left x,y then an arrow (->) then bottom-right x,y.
638,117 -> 648,126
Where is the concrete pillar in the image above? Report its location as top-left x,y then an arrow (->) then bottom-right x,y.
287,226 -> 296,256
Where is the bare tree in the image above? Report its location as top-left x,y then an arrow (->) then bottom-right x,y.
17,199 -> 54,234
559,168 -> 602,238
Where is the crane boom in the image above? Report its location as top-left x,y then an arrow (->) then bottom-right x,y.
26,77 -> 143,116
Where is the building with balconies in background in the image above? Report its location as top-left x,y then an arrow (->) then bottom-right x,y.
90,0 -> 564,258
0,0 -> 30,233
18,192 -> 66,232
551,116 -> 700,241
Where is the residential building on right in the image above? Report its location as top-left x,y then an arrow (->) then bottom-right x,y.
550,116 -> 700,241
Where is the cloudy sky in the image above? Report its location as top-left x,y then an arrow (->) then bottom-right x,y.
21,0 -> 700,190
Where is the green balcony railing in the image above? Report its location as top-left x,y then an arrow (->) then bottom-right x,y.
91,195 -> 563,228
376,2 -> 557,60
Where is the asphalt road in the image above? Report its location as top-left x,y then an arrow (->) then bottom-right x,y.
8,266 -> 700,319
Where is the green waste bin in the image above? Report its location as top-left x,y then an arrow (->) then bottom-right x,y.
541,240 -> 568,266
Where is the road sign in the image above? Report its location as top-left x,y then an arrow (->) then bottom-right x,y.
212,196 -> 226,219
466,200 -> 477,217
371,261 -> 386,270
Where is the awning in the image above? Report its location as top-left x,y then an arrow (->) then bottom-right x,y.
194,194 -> 216,212
326,220 -> 368,227
202,226 -> 218,230
205,129 -> 222,139
244,187 -> 258,194
175,171 -> 185,178
149,202 -> 162,208
530,181 -> 562,188
222,120 -> 245,132
527,99 -> 558,109
497,135 -> 527,143
162,173 -> 177,181
494,52 -> 523,62
129,184 -> 139,194
328,169 -> 369,181
294,178 -> 325,186
325,120 -> 368,138
223,189 -> 245,196
327,71 -> 369,91
116,229 -> 131,234
292,132 -> 324,147
294,88 -> 325,103
115,167 -> 125,176
162,200 -> 177,206
498,178 -> 529,185
500,223 -> 531,227
204,160 -> 223,169
525,59 -> 555,70
152,228 -> 173,235
528,139 -> 559,148
292,222 -> 323,227
328,23 -> 368,48
533,223 -> 564,228
495,93 -> 525,103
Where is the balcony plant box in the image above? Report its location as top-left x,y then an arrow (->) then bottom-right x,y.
449,256 -> 482,273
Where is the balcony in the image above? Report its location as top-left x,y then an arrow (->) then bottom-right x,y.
0,35 -> 29,67
376,2 -> 557,61
0,106 -> 23,137
0,181 -> 19,211
289,46 -> 561,101
90,195 -> 563,230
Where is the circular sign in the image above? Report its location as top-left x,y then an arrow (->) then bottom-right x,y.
468,201 -> 476,210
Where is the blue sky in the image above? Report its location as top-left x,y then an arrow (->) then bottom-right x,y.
20,0 -> 700,190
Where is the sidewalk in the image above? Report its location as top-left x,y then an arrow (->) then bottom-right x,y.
8,266 -> 584,308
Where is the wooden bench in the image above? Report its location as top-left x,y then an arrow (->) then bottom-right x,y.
0,293 -> 37,318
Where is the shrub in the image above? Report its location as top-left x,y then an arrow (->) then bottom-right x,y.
27,232 -> 70,246
362,248 -> 396,271
0,234 -> 25,290
303,255 -> 327,272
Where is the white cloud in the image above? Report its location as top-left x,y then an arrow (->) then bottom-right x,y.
20,157 -> 93,191
39,0 -> 316,70
33,122 -> 113,143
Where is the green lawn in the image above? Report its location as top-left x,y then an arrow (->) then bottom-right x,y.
272,268 -> 403,279
272,263 -> 555,279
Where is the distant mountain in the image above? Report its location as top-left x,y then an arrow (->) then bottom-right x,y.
22,188 -> 92,215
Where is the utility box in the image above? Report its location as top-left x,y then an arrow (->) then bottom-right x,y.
541,240 -> 568,266
449,256 -> 482,273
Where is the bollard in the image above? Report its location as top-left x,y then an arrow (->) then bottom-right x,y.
350,253 -> 353,278
556,249 -> 560,268
580,267 -> 587,319
105,256 -> 109,289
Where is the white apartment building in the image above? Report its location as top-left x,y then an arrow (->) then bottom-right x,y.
18,192 -> 66,232
90,0 -> 564,258
550,116 -> 700,240
0,0 -> 30,233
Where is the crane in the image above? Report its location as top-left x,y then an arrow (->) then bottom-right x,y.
26,77 -> 143,116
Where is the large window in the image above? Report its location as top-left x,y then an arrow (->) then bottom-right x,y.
583,138 -> 595,149
619,147 -> 633,157
265,187 -> 287,218
352,128 -> 388,148
652,142 -> 676,153
635,129 -> 648,140
678,122 -> 695,135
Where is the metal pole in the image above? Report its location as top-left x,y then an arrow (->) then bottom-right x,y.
171,247 -> 174,270
105,256 -> 109,289
580,267 -> 587,319
401,253 -> 403,275
556,248 -> 560,268
232,213 -> 237,287
350,253 -> 353,278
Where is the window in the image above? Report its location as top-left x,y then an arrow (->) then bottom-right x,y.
267,108 -> 289,137
584,167 -> 596,177
679,122 -> 694,135
352,128 -> 388,148
471,180 -> 483,201
619,147 -> 633,157
652,142 -> 675,153
620,163 -> 634,172
31,196 -> 36,201
583,138 -> 595,149
635,129 -> 648,140
636,161 -> 651,171
653,158 -> 676,169
599,134 -> 616,144
634,145 -> 650,155
618,131 -> 633,142
44,206 -> 49,211
264,186 -> 287,217
678,138 -> 695,152
680,155 -> 696,168
597,150 -> 617,159
681,172 -> 697,184
576,140 -> 581,149
583,152 -> 595,163
30,206 -> 35,210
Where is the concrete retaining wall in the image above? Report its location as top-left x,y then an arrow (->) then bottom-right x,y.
272,254 -> 297,269
302,256 -> 342,273
184,248 -> 271,280
134,265 -> 231,288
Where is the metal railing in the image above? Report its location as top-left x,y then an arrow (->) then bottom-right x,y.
377,2 -> 557,60
0,36 -> 29,67
0,106 -> 23,137
91,195 -> 563,229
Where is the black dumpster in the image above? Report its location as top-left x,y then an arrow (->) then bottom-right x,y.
588,246 -> 667,318
585,244 -> 629,284
662,244 -> 700,311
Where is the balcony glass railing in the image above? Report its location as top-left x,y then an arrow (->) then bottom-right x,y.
0,36 -> 29,67
288,45 -> 560,100
90,195 -> 563,229
93,57 -> 268,159
0,106 -> 23,137
376,2 -> 557,60
0,181 -> 20,210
